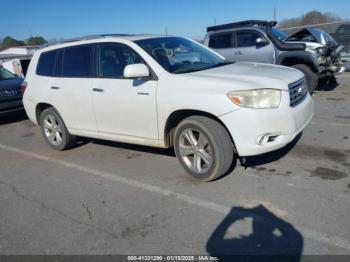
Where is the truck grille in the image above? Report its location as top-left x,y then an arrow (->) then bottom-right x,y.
289,78 -> 308,107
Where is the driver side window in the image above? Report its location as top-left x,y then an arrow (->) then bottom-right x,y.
235,30 -> 265,48
98,43 -> 144,78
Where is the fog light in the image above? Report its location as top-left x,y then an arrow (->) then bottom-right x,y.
257,133 -> 280,145
258,135 -> 269,145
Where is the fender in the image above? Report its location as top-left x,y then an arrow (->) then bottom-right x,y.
276,51 -> 320,73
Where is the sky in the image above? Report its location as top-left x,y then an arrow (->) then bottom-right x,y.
1,0 -> 349,41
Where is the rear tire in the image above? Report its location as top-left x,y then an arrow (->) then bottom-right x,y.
291,64 -> 318,94
39,107 -> 76,151
173,116 -> 234,182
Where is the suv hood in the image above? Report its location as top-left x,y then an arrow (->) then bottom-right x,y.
186,62 -> 304,91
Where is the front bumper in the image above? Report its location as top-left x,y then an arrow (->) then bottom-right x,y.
219,91 -> 314,156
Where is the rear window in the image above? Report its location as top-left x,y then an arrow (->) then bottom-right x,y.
208,33 -> 232,49
62,45 -> 92,77
36,50 -> 57,76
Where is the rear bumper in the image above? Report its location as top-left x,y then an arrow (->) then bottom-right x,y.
22,98 -> 38,124
0,99 -> 23,113
220,92 -> 314,156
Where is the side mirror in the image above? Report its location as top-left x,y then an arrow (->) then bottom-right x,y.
123,64 -> 150,79
256,37 -> 269,47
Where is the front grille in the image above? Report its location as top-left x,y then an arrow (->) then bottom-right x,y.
288,78 -> 308,107
0,89 -> 21,97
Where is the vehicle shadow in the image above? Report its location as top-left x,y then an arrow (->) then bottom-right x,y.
83,133 -> 300,176
0,110 -> 28,125
206,205 -> 303,261
243,133 -> 302,167
316,77 -> 339,92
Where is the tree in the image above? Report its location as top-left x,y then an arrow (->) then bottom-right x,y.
279,11 -> 344,29
27,36 -> 48,46
0,36 -> 25,49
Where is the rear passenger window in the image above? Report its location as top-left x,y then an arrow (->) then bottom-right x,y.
208,33 -> 232,49
62,45 -> 92,77
36,51 -> 57,76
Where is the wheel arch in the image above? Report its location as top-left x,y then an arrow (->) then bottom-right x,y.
280,55 -> 318,73
163,109 -> 236,151
35,103 -> 54,125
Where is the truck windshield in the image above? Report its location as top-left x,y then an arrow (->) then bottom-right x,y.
271,28 -> 289,41
135,37 -> 231,74
0,67 -> 16,80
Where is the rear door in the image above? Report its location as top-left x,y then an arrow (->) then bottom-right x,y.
207,32 -> 235,60
49,44 -> 97,135
231,29 -> 275,63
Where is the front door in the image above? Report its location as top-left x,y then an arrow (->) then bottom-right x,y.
92,43 -> 158,143
231,29 -> 275,64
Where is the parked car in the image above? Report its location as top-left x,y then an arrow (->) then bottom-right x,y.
23,35 -> 314,181
203,20 -> 345,93
0,66 -> 24,114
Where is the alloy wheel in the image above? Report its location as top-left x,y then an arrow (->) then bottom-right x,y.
178,128 -> 213,174
43,114 -> 63,146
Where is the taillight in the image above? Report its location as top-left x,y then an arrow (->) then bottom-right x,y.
20,81 -> 27,94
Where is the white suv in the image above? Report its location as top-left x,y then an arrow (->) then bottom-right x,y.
23,35 -> 314,181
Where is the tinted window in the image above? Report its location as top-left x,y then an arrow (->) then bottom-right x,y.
235,30 -> 263,47
62,45 -> 92,77
209,33 -> 232,48
36,51 -> 57,76
98,43 -> 144,78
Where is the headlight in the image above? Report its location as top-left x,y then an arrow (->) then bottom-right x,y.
316,46 -> 327,55
227,89 -> 281,109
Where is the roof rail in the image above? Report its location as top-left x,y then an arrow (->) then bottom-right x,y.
43,34 -> 135,48
206,20 -> 277,32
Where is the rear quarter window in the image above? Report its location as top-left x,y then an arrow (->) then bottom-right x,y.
208,33 -> 233,49
36,50 -> 57,76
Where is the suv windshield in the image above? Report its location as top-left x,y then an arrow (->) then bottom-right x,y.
271,28 -> 289,41
0,67 -> 16,80
135,37 -> 231,74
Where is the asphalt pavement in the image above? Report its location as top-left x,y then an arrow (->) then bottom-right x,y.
0,73 -> 349,256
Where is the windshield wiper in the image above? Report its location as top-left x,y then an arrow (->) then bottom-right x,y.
173,61 -> 233,74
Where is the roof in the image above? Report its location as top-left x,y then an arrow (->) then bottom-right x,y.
45,34 -> 170,48
206,20 -> 277,32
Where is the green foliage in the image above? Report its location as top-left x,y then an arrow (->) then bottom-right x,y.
0,36 -> 48,50
279,11 -> 344,29
1,36 -> 25,49
27,36 -> 48,46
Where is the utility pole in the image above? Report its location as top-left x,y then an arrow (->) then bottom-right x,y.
214,18 -> 217,26
165,27 -> 168,36
273,7 -> 276,21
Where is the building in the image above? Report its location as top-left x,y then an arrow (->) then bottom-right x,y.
0,46 -> 39,76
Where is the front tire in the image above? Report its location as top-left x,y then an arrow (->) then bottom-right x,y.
39,107 -> 76,151
291,64 -> 318,94
174,116 -> 234,182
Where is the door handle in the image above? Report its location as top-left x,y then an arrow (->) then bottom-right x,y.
51,86 -> 60,90
93,88 -> 104,93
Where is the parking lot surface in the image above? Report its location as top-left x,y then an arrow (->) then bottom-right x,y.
0,74 -> 350,256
